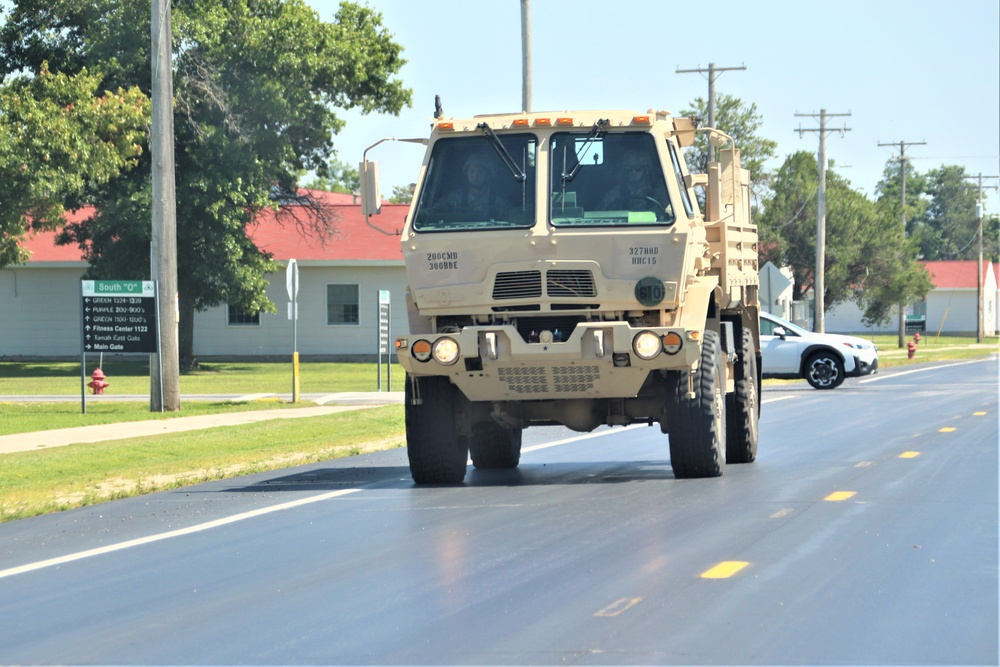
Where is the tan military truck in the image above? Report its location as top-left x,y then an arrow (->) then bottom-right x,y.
362,109 -> 760,484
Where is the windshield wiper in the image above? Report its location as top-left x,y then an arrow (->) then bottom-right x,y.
561,118 -> 610,183
477,122 -> 527,182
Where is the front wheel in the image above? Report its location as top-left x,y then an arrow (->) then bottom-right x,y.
665,330 -> 726,478
405,376 -> 469,484
804,351 -> 845,390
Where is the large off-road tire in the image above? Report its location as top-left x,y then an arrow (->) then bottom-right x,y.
469,422 -> 523,469
405,376 -> 469,484
804,350 -> 845,390
726,327 -> 759,464
665,330 -> 727,478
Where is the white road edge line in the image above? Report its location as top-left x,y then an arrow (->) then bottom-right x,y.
860,357 -> 992,383
1,388 -> 822,579
0,488 -> 360,580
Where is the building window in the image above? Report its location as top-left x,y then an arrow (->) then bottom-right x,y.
327,284 -> 359,325
227,304 -> 260,326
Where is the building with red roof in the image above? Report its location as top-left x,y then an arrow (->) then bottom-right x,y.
1,192 -> 411,359
824,259 -> 997,336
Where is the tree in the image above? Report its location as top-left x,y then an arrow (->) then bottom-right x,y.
679,93 -> 778,202
0,64 -> 149,266
914,165 -> 988,261
388,185 -> 413,204
757,150 -> 931,325
0,0 -> 412,369
304,155 -> 361,195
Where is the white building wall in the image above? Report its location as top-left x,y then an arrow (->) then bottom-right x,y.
192,263 -> 408,357
926,290 -> 980,335
0,265 -> 87,357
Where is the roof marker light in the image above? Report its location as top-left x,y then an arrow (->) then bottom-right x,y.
556,117 -> 574,126
512,118 -> 529,127
437,122 -> 454,131
535,118 -> 552,126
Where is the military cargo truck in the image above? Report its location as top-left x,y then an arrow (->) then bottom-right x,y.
362,109 -> 760,484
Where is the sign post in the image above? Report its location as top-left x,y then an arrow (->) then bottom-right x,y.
286,259 -> 300,403
80,280 -> 158,413
378,290 -> 391,391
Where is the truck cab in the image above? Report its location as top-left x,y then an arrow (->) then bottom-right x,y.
363,109 -> 761,484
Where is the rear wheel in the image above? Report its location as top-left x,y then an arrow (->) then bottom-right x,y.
804,350 -> 845,389
665,330 -> 726,478
405,376 -> 469,484
470,422 -> 523,469
726,327 -> 759,463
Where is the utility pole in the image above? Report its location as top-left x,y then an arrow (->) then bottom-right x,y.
675,62 -> 746,163
796,109 -> 851,333
965,174 -> 999,343
151,0 -> 180,411
878,139 -> 926,348
520,0 -> 532,112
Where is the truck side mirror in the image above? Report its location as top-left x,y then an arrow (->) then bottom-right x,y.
773,326 -> 787,340
360,160 -> 381,217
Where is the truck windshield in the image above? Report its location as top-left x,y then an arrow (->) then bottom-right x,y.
550,132 -> 674,227
412,135 -> 536,232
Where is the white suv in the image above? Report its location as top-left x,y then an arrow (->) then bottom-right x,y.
759,312 -> 879,389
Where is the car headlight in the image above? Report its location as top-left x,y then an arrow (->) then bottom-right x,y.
632,331 -> 662,360
432,337 -> 460,365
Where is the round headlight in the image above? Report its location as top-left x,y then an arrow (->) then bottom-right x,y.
411,339 -> 432,362
632,331 -> 662,360
432,337 -> 460,365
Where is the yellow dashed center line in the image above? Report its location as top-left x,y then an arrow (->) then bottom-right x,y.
973,411 -> 987,416
899,451 -> 921,458
939,427 -> 957,432
824,491 -> 857,502
701,561 -> 749,579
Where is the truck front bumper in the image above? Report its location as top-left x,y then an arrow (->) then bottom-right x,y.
396,323 -> 702,401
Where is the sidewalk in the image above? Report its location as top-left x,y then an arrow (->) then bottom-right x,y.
0,392 -> 404,455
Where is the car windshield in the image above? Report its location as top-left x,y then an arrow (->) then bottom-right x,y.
412,135 -> 536,232
550,131 -> 674,227
762,314 -> 809,336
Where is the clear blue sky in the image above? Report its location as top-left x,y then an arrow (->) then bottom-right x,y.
308,0 -> 1000,208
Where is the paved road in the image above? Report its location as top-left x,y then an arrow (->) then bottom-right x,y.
0,361 -> 997,664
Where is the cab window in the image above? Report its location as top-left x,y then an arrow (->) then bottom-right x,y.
550,132 -> 674,227
412,135 -> 536,232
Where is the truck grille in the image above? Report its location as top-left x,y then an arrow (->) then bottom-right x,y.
498,365 -> 601,394
546,270 -> 596,297
493,271 -> 542,300
493,269 -> 596,300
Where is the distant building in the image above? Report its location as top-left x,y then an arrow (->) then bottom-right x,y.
815,260 -> 998,336
1,191 -> 411,359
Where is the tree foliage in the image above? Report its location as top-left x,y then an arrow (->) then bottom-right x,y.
757,151 -> 932,327
304,156 -> 360,194
0,0 -> 412,367
0,64 -> 148,266
679,93 -> 777,202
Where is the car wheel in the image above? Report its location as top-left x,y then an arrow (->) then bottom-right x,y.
804,350 -> 845,390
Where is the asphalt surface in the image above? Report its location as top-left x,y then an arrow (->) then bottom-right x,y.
1,360 -> 996,665
0,391 -> 404,454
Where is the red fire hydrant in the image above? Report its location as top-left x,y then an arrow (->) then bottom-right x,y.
88,368 -> 109,394
914,331 -> 921,344
907,340 -> 917,360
